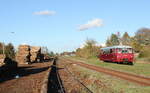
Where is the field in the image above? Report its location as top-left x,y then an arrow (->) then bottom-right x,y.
66,56 -> 150,77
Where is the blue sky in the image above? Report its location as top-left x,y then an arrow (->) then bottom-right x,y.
0,0 -> 150,53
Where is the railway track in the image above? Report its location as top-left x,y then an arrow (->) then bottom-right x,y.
47,59 -> 66,93
64,65 -> 93,93
49,58 -> 94,93
61,58 -> 150,86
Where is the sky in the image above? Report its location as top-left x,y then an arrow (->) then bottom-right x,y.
0,0 -> 150,53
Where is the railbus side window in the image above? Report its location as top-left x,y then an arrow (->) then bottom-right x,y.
111,48 -> 115,53
103,51 -> 106,54
106,49 -> 110,54
117,48 -> 122,53
112,48 -> 116,53
110,49 -> 113,53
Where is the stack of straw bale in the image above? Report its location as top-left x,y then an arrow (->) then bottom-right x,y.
30,46 -> 41,62
16,45 -> 30,64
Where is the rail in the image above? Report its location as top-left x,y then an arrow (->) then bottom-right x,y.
47,58 -> 66,93
64,64 -> 93,93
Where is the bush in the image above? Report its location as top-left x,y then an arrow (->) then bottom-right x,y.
76,39 -> 101,59
138,46 -> 150,58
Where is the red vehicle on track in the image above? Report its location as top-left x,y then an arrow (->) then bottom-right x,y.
99,45 -> 134,65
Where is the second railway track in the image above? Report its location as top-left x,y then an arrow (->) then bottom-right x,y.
61,58 -> 150,86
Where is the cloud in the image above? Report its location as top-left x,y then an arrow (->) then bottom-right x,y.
33,10 -> 56,16
78,18 -> 103,31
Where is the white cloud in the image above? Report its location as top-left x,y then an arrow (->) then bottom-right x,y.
78,18 -> 103,31
33,10 -> 56,16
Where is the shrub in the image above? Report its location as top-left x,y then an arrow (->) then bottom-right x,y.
76,39 -> 101,59
138,46 -> 150,59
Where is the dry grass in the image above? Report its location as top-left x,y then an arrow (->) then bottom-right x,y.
67,56 -> 150,77
72,65 -> 150,93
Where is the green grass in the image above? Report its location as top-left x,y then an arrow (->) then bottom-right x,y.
73,65 -> 150,93
65,56 -> 150,77
135,58 -> 150,63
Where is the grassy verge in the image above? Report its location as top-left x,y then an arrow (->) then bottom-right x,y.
72,65 -> 150,93
65,56 -> 150,77
135,58 -> 150,63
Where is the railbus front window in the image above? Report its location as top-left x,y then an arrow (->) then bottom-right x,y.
122,49 -> 128,53
121,48 -> 133,53
110,49 -> 113,53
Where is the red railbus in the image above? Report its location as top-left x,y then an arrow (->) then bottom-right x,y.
99,46 -> 134,65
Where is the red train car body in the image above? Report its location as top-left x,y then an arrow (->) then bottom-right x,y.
99,46 -> 134,65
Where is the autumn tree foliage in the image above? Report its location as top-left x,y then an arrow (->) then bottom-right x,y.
130,38 -> 143,52
0,42 -> 15,59
5,43 -> 15,59
76,39 -> 101,58
0,42 -> 4,54
135,28 -> 150,45
106,34 -> 120,46
134,28 -> 150,59
105,28 -> 150,60
138,46 -> 150,58
122,32 -> 131,45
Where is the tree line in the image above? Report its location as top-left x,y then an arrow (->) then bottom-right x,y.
75,27 -> 150,60
106,28 -> 150,58
0,43 -> 56,61
0,43 -> 15,60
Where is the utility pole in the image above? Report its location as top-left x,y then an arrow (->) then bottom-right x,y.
2,32 -> 15,55
117,32 -> 122,45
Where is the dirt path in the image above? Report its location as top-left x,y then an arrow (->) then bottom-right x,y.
62,58 -> 150,86
0,62 -> 52,93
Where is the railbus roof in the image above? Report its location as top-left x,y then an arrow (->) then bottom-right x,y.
101,45 -> 132,50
